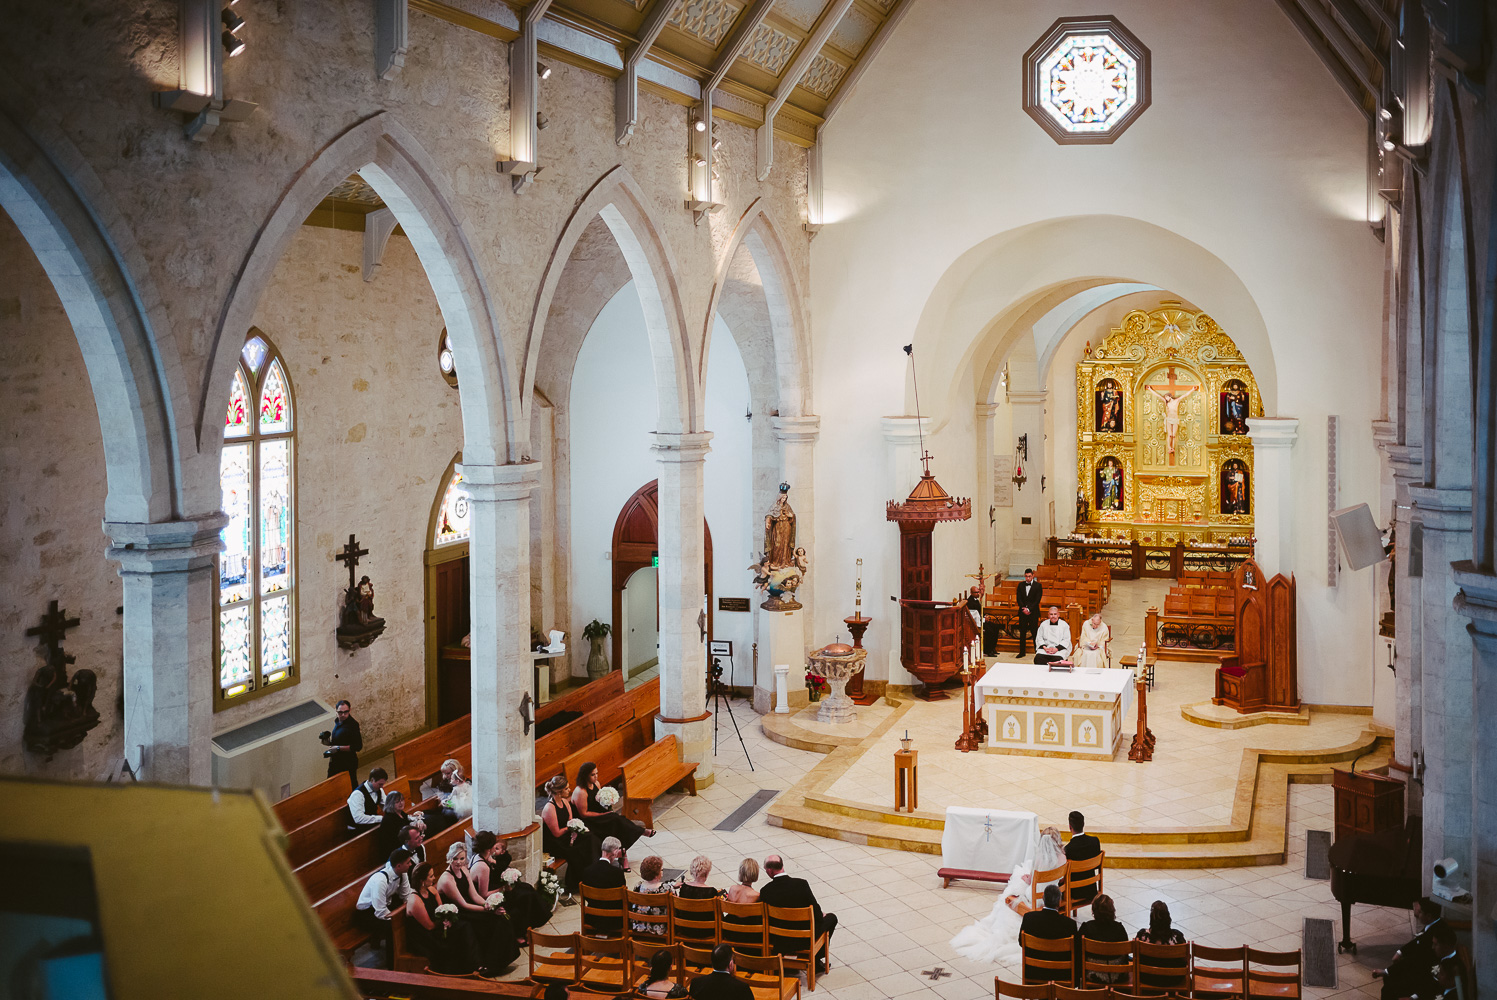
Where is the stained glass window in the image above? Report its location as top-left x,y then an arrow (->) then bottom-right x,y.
437,329 -> 458,389
435,462 -> 471,547
1022,17 -> 1151,145
217,336 -> 297,705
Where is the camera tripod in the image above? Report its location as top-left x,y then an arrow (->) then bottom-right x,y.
709,656 -> 754,771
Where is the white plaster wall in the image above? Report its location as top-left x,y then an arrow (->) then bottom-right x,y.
810,0 -> 1385,705
0,210 -> 123,780
703,317 -> 755,686
226,226 -> 461,748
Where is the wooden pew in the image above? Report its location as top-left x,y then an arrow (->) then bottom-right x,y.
621,734 -> 698,829
536,678 -> 662,788
295,775 -> 419,900
392,715 -> 472,788
538,669 -> 625,725
272,771 -> 351,831
285,805 -> 354,868
560,715 -> 653,790
353,967 -> 556,997
537,714 -> 599,787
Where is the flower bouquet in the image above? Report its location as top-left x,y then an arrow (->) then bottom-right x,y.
501,867 -> 523,886
434,902 -> 459,937
484,892 -> 507,916
537,868 -> 562,914
595,786 -> 621,810
805,674 -> 828,702
566,817 -> 589,835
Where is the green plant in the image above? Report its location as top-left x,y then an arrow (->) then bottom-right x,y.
582,619 -> 612,641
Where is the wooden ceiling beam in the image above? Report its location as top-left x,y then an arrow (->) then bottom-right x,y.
821,0 -> 914,127
705,0 -> 777,94
757,0 -> 855,179
1271,0 -> 1374,117
1325,0 -> 1385,61
1291,0 -> 1379,92
1352,0 -> 1396,32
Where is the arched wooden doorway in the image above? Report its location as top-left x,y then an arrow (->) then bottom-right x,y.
424,454 -> 472,726
611,480 -> 712,673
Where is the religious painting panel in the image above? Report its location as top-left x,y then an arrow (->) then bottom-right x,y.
1219,379 -> 1250,435
1034,712 -> 1066,746
997,711 -> 1027,743
260,594 -> 293,686
1220,459 -> 1250,515
1094,377 -> 1123,433
220,444 -> 252,605
259,439 -> 292,594
1096,456 -> 1125,511
1071,714 -> 1104,748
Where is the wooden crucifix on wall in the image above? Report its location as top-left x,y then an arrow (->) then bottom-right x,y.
335,533 -> 386,650
23,600 -> 100,757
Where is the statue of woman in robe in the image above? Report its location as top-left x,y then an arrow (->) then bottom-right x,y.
763,483 -> 796,569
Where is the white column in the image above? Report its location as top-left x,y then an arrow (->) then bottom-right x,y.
1249,417 -> 1300,577
1453,562 -> 1497,987
975,403 -> 1000,570
1007,390 -> 1046,575
463,462 -> 541,849
760,416 -> 819,707
882,417 -> 929,690
653,431 -> 714,784
105,515 -> 227,785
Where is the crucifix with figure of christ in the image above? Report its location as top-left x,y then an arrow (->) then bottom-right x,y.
1145,366 -> 1199,465
27,600 -> 80,666
335,534 -> 368,590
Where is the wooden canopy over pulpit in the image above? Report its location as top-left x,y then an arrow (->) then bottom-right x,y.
1213,558 -> 1298,713
887,453 -> 972,689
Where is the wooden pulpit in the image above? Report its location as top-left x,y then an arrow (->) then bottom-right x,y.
1332,769 -> 1404,842
1214,558 -> 1298,713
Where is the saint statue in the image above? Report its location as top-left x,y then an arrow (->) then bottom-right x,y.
1096,380 -> 1122,433
1076,485 -> 1088,527
751,483 -> 806,611
1097,459 -> 1123,511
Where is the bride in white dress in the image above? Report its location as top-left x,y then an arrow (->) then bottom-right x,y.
949,827 -> 1066,965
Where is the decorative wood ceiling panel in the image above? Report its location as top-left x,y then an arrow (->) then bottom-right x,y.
666,0 -> 743,46
773,0 -> 831,32
799,52 -> 849,98
326,175 -> 385,206
828,2 -> 877,57
743,21 -> 800,74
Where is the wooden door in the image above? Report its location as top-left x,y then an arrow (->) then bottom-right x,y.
610,480 -> 713,673
433,556 -> 471,724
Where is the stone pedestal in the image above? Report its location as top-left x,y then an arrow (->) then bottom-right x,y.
1249,417 -> 1299,578
773,663 -> 790,714
806,647 -> 866,724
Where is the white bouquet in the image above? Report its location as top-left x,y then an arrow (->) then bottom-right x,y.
501,868 -> 523,885
539,869 -> 561,893
566,818 -> 589,834
484,892 -> 506,913
595,786 -> 620,809
434,903 -> 459,921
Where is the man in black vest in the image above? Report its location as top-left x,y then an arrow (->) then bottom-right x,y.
1016,570 -> 1043,657
348,767 -> 388,828
579,836 -> 627,935
760,855 -> 837,974
1018,884 -> 1077,982
1063,810 -> 1102,904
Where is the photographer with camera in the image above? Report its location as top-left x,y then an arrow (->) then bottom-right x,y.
320,699 -> 362,786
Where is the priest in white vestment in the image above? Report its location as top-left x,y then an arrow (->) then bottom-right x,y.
1074,613 -> 1111,670
1033,607 -> 1071,665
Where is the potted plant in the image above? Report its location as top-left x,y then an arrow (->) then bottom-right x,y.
583,619 -> 612,680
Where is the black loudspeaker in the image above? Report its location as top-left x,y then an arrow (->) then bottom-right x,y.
1331,503 -> 1388,570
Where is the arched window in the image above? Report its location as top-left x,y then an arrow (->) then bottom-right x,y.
218,332 -> 297,706
433,459 -> 471,548
437,329 -> 458,389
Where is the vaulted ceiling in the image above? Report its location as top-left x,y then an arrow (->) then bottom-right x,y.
1270,0 -> 1397,120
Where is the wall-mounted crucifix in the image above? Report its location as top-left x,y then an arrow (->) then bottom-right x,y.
335,534 -> 386,651
1146,366 -> 1199,466
23,600 -> 100,757
336,533 -> 369,590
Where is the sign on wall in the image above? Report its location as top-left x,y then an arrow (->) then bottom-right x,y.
993,456 -> 1014,508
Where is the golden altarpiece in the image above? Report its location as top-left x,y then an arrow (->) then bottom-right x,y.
1075,303 -> 1260,544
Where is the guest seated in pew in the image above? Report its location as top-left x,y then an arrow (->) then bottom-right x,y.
397,822 -> 427,865
689,944 -> 754,1000
1134,900 -> 1187,989
631,855 -> 671,937
1078,894 -> 1129,984
724,858 -> 760,905
760,854 -> 837,975
469,830 -> 547,935
579,836 -> 628,931
1017,884 -> 1076,983
421,758 -> 471,827
436,841 -> 521,974
405,861 -> 481,976
637,948 -> 688,998
676,855 -> 721,899
1373,897 -> 1444,1000
377,792 -> 417,854
355,846 -> 415,966
1033,607 -> 1072,666
571,760 -> 655,865
349,767 -> 389,828
542,775 -> 602,900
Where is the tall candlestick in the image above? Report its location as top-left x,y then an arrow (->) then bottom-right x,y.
855,557 -> 863,609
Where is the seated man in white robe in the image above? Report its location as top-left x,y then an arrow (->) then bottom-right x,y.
1033,607 -> 1071,666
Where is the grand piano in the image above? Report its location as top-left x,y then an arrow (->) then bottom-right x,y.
1329,813 -> 1422,953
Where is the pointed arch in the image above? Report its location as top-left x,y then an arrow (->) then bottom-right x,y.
522,166 -> 696,436
205,112 -> 519,468
699,201 -> 811,417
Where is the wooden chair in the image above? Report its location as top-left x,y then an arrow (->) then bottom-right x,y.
580,884 -> 627,938
527,929 -> 581,986
1029,863 -> 1071,911
1052,987 -> 1109,1000
1078,938 -> 1133,988
628,941 -> 684,993
732,951 -> 799,1000
1021,933 -> 1076,987
764,903 -> 830,992
1191,944 -> 1246,998
995,979 -> 1053,999
578,934 -> 631,994
625,888 -> 674,948
1245,948 -> 1301,999
678,944 -> 716,976
720,899 -> 768,955
1133,940 -> 1190,995
670,894 -> 719,947
1063,854 -> 1105,916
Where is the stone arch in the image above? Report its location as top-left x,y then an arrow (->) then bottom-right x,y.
700,201 -> 811,418
522,165 -> 696,436
0,105 -> 188,524
206,112 -> 519,468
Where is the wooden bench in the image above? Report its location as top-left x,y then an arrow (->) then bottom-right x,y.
540,669 -> 625,725
272,771 -> 351,831
936,867 -> 1013,889
285,803 -> 354,867
536,678 -> 662,787
353,966 -> 560,997
295,775 -> 422,900
561,715 -> 653,790
620,734 -> 698,829
393,715 -> 472,789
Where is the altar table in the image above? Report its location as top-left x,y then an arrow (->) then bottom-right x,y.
939,806 -> 1038,880
974,663 -> 1135,758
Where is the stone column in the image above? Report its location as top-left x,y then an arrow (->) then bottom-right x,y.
1409,484 -> 1473,884
653,431 -> 714,785
975,402 -> 1000,569
1248,417 -> 1299,577
760,416 -> 820,708
882,417 -> 929,690
1007,390 -> 1046,575
1453,562 -> 1497,987
105,515 -> 227,786
1385,442 -> 1425,769
463,462 -> 541,851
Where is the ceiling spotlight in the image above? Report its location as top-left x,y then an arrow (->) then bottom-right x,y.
222,8 -> 246,33
1379,107 -> 1393,120
693,155 -> 707,166
222,29 -> 246,55
537,112 -> 550,130
538,63 -> 552,80
1382,138 -> 1396,151
693,118 -> 707,132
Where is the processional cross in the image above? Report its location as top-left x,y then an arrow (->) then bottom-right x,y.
27,600 -> 81,663
335,534 -> 369,590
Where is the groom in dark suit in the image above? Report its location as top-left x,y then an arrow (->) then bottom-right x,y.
759,855 -> 837,973
1016,570 -> 1043,657
1018,884 -> 1076,982
1063,810 -> 1102,905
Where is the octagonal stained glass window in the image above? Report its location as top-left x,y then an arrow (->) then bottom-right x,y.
1023,17 -> 1151,145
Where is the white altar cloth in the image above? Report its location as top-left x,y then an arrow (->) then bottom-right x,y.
940,806 -> 1039,876
975,663 -> 1134,757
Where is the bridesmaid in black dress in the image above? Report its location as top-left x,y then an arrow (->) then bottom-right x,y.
570,762 -> 654,866
469,830 -> 549,936
541,775 -> 600,897
436,841 -> 521,975
405,863 -> 478,975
